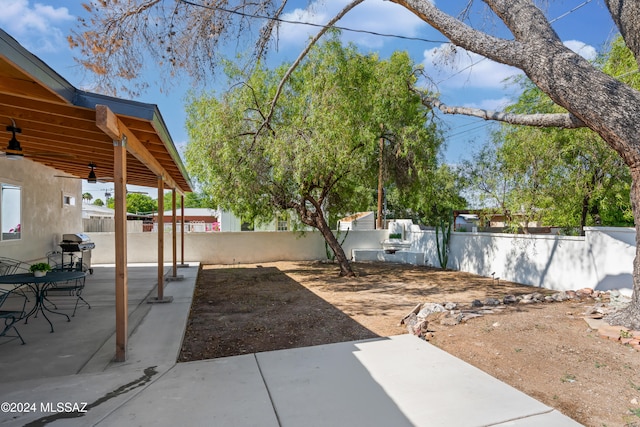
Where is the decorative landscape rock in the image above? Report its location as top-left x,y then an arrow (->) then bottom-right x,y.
444,302 -> 458,310
609,290 -> 631,309
403,288 -> 639,351
552,292 -> 569,302
400,302 -> 446,337
483,298 -> 501,306
417,303 -> 446,318
503,295 -> 517,304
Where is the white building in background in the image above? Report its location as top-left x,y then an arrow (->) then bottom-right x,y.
82,205 -> 115,219
217,210 -> 243,232
455,214 -> 480,231
338,212 -> 376,231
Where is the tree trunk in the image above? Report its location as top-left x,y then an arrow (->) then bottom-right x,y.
580,194 -> 589,237
606,166 -> 640,330
297,204 -> 355,277
313,213 -> 355,277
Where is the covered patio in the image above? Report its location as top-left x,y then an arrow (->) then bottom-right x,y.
0,264 -> 197,382
0,29 -> 193,361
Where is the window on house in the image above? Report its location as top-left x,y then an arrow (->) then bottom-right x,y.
277,216 -> 289,231
1,183 -> 21,241
62,193 -> 76,207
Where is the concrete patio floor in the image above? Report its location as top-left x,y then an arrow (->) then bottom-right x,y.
0,264 -> 581,426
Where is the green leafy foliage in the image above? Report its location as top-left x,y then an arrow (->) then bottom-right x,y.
107,193 -> 158,215
435,210 -> 453,268
162,191 -> 213,210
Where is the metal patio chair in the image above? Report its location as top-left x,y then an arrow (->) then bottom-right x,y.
0,257 -> 31,302
0,285 -> 27,345
42,274 -> 90,317
0,257 -> 30,275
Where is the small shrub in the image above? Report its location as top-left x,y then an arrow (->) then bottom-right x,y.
29,262 -> 51,272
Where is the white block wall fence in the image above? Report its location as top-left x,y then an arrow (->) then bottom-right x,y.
87,226 -> 635,295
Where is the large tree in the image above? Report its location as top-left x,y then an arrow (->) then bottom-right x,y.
107,193 -> 157,214
71,0 -> 640,326
163,191 -> 213,209
185,37 -> 441,276
395,0 -> 640,329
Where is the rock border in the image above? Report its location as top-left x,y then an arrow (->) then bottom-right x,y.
400,289 -> 640,351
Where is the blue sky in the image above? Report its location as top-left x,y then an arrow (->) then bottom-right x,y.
1,0 -> 618,200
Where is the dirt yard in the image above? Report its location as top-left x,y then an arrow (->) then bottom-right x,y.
179,261 -> 640,427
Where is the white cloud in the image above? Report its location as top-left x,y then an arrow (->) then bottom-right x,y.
464,97 -> 511,111
563,40 -> 597,61
277,0 -> 428,50
0,0 -> 74,53
422,43 -> 523,90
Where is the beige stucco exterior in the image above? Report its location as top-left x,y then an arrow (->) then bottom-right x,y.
0,157 -> 82,263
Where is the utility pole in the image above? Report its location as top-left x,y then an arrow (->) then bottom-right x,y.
376,124 -> 384,229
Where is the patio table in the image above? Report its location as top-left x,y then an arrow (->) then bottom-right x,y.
0,271 -> 87,332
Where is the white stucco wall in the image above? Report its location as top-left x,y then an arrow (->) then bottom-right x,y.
88,227 -> 635,295
0,157 -> 82,262
88,230 -> 388,265
409,227 -> 635,295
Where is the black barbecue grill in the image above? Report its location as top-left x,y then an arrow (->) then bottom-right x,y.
57,233 -> 95,273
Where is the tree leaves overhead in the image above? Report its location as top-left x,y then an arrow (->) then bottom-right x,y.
70,0 -> 287,95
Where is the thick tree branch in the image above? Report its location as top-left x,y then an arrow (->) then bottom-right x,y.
396,0 -> 640,163
484,0 -> 560,43
432,100 -> 585,128
390,0 -> 525,68
605,0 -> 640,66
414,90 -> 586,128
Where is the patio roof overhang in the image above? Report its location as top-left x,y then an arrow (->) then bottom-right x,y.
0,29 -> 193,362
0,30 -> 193,193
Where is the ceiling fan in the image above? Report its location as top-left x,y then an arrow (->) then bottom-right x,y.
55,162 -> 113,183
1,119 -> 76,159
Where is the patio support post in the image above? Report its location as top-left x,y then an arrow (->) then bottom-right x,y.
113,136 -> 128,362
172,188 -> 177,277
181,195 -> 185,266
157,177 -> 165,300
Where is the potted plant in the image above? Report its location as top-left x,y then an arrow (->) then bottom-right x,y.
388,233 -> 402,240
30,262 -> 51,277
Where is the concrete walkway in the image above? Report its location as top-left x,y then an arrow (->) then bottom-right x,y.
0,264 -> 581,427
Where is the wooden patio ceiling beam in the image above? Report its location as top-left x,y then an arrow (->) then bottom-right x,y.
96,105 -> 182,193
0,93 -> 96,123
0,108 -> 107,139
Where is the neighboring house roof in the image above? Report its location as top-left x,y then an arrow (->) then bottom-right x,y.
457,214 -> 479,222
338,211 -> 375,230
340,212 -> 374,222
82,205 -> 115,218
82,205 -> 143,218
0,29 -> 192,193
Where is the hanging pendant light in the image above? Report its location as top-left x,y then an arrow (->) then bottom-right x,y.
5,119 -> 23,159
87,162 -> 97,183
